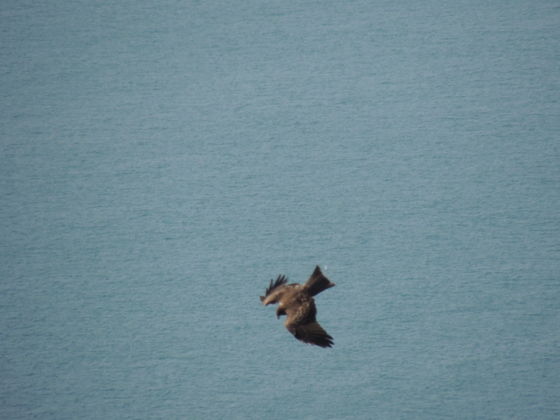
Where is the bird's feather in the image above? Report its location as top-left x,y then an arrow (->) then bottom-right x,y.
260,275 -> 289,305
286,319 -> 334,348
303,265 -> 336,297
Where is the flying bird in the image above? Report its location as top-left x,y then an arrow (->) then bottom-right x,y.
260,265 -> 335,348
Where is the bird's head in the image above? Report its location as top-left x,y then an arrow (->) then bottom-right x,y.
276,305 -> 286,319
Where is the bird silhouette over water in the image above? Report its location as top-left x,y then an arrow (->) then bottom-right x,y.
260,266 -> 335,348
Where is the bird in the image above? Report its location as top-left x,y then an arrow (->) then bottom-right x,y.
260,265 -> 335,348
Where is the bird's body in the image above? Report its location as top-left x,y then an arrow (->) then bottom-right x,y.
260,266 -> 335,348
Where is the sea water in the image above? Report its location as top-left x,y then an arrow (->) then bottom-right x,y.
1,0 -> 559,418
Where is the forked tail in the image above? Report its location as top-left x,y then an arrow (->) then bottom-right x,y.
304,266 -> 335,296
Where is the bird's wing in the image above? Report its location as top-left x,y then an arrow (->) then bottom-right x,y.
260,275 -> 289,305
286,319 -> 334,348
285,300 -> 333,348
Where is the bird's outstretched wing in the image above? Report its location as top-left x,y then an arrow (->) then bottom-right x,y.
285,299 -> 333,348
260,275 -> 289,305
286,319 -> 334,348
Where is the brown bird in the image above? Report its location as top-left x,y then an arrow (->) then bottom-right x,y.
260,266 -> 335,348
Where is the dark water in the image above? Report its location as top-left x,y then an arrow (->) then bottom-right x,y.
1,0 -> 559,418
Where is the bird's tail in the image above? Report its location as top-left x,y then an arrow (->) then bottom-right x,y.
304,266 -> 335,296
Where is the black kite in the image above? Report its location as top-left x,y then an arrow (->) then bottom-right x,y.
260,265 -> 335,348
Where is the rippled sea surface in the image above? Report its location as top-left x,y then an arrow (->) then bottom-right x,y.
2,1 -> 559,418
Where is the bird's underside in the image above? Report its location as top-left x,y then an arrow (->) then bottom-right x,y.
260,266 -> 335,348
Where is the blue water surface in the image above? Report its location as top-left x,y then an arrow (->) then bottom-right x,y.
1,0 -> 559,418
